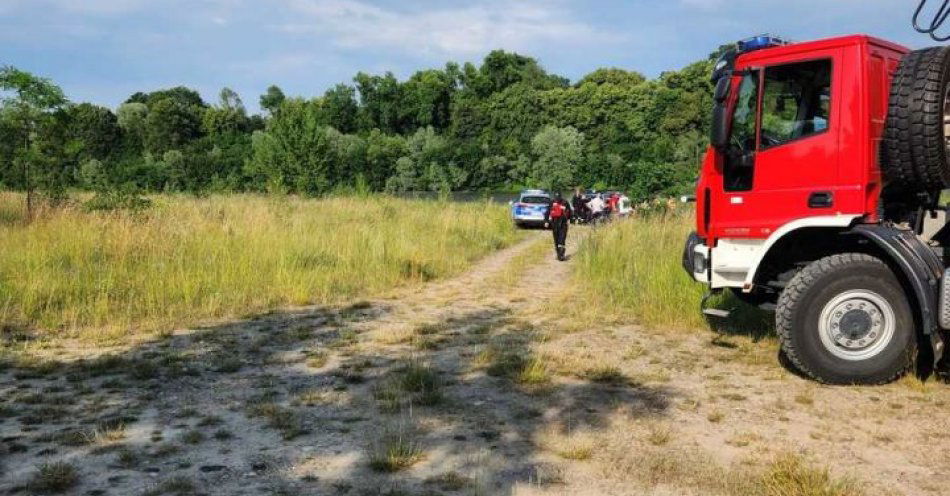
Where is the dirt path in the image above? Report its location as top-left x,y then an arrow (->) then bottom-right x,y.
2,226 -> 949,495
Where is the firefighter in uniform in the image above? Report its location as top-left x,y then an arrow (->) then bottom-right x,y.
545,192 -> 571,261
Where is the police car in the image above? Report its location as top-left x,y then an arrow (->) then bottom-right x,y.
510,189 -> 550,228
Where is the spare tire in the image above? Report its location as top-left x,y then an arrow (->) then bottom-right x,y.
882,46 -> 950,192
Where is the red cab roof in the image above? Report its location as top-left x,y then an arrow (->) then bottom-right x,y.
738,35 -> 909,64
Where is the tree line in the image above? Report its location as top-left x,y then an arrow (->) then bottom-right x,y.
0,49 -> 721,213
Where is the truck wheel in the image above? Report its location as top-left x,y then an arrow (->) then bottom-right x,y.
775,253 -> 915,384
882,46 -> 950,191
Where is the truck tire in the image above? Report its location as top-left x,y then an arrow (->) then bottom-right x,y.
882,46 -> 950,191
775,253 -> 915,384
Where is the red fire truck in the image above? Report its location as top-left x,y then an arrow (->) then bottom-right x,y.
683,34 -> 950,384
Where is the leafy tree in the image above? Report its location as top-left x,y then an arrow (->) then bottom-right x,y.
385,127 -> 463,192
320,84 -> 359,134
126,86 -> 206,108
0,65 -> 68,217
65,103 -> 121,160
247,98 -> 334,194
400,69 -> 455,131
529,125 -> 584,192
116,102 -> 148,150
144,97 -> 204,153
260,85 -> 286,116
203,87 -> 249,135
354,72 -> 402,133
576,68 -> 646,88
363,130 -> 406,190
479,50 -> 568,95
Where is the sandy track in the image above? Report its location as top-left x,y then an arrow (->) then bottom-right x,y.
2,225 -> 948,495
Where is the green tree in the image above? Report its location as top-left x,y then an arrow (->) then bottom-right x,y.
576,68 -> 646,88
0,65 -> 68,217
385,127 -> 462,192
116,102 -> 148,151
363,130 -> 406,190
247,98 -> 333,194
354,72 -> 402,133
529,125 -> 584,192
320,84 -> 359,133
400,69 -> 455,131
65,103 -> 121,160
259,85 -> 286,116
479,50 -> 568,95
202,87 -> 249,135
144,97 -> 204,153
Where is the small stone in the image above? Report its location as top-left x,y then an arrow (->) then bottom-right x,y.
453,435 -> 467,441
199,465 -> 227,473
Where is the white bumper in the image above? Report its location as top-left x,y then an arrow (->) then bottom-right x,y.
692,215 -> 862,291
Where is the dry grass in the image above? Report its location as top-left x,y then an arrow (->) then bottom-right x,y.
0,192 -> 521,343
594,419 -> 861,496
368,419 -> 425,472
752,453 -> 862,496
536,425 -> 598,461
246,402 -> 307,440
27,461 -> 80,494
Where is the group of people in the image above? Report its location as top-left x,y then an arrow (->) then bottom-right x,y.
544,188 -> 629,262
570,188 -> 628,225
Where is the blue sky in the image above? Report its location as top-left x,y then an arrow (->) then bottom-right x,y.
0,0 -> 933,113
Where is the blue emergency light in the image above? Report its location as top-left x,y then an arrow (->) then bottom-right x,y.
737,35 -> 789,53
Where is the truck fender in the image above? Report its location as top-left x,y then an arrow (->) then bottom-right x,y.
847,224 -> 946,367
743,215 -> 862,290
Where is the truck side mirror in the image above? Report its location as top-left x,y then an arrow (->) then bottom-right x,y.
710,77 -> 732,151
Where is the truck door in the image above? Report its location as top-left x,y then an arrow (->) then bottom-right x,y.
714,56 -> 839,238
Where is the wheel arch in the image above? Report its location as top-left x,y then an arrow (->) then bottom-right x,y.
743,215 -> 862,290
747,220 -> 940,337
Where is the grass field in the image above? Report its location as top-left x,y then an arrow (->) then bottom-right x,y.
569,209 -> 771,334
0,193 -> 522,343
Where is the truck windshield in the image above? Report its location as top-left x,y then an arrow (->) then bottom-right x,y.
724,70 -> 759,191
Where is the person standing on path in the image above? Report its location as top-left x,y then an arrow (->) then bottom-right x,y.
545,192 -> 571,261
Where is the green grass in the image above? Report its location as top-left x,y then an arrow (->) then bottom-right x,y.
0,192 -> 521,343
570,210 -> 770,334
368,421 -> 425,472
570,210 -> 706,329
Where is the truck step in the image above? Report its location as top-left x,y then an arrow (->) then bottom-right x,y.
702,308 -> 731,319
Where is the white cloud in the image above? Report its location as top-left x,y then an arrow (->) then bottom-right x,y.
280,0 -> 624,57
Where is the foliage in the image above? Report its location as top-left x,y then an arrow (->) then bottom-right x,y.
0,49 -> 717,200
529,125 -> 584,192
259,85 -> 285,116
0,65 -> 69,215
